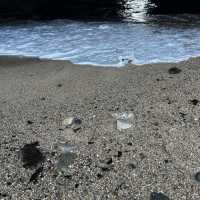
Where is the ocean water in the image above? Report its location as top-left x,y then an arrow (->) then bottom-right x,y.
1,0 -> 200,67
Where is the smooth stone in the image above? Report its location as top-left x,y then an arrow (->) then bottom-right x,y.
194,171 -> 200,182
168,67 -> 182,74
150,192 -> 170,200
190,99 -> 199,106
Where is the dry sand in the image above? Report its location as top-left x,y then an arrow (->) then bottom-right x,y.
1,56 -> 200,199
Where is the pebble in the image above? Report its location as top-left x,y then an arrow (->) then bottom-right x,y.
190,99 -> 199,106
150,192 -> 170,200
168,67 -> 182,74
194,171 -> 200,182
27,120 -> 34,125
57,83 -> 63,87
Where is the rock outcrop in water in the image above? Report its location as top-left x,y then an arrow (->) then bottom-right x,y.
150,0 -> 200,14
0,0 -> 123,20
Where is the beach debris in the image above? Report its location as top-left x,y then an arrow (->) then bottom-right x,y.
56,143 -> 77,173
194,171 -> 200,182
62,117 -> 74,127
20,141 -> 45,169
190,99 -> 199,106
111,112 -> 134,131
59,142 -> 76,153
150,192 -> 170,200
29,166 -> 44,184
168,67 -> 182,74
62,117 -> 82,131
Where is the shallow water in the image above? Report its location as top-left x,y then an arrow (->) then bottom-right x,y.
1,0 -> 200,67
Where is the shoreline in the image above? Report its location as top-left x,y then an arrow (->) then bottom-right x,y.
1,55 -> 200,199
0,54 -> 200,69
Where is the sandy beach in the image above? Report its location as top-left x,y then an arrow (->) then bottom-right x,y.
1,56 -> 200,199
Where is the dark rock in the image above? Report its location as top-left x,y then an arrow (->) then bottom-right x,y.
27,120 -> 34,125
0,193 -> 8,198
6,182 -> 12,186
190,99 -> 199,106
75,183 -> 79,188
150,192 -> 170,200
105,158 -> 113,165
116,151 -> 122,158
88,141 -> 95,145
73,118 -> 82,125
194,171 -> 200,182
72,118 -> 82,132
29,166 -> 44,184
168,67 -> 182,74
164,159 -> 169,164
97,173 -> 103,179
20,142 -> 45,169
57,83 -> 62,87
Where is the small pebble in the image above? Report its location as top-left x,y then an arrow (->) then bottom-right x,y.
27,120 -> 34,125
150,192 -> 170,200
168,67 -> 182,74
41,97 -> 46,101
127,142 -> 132,146
97,173 -> 103,179
190,99 -> 199,106
57,83 -> 63,87
194,171 -> 200,182
116,151 -> 122,158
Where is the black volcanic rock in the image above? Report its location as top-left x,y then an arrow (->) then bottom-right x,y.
0,0 -> 124,20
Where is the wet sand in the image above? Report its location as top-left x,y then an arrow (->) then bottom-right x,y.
1,56 -> 200,199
